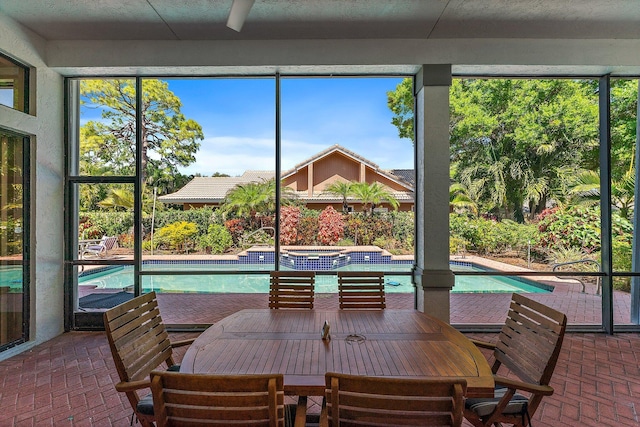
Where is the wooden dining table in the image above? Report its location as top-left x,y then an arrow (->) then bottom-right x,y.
180,309 -> 494,398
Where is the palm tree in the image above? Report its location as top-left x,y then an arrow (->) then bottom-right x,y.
223,179 -> 297,218
350,182 -> 399,215
325,181 -> 353,213
569,169 -> 635,221
449,183 -> 478,215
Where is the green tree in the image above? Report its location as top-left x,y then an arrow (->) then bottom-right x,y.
387,78 -> 601,222
80,79 -> 204,185
387,78 -> 414,141
449,79 -> 599,221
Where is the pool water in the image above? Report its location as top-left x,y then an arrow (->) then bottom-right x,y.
78,263 -> 551,294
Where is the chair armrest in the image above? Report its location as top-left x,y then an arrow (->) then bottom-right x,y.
114,379 -> 151,393
170,337 -> 196,348
470,338 -> 496,350
494,376 -> 554,396
294,396 -> 308,427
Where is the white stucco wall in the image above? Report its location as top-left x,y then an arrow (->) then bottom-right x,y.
0,13 -> 65,359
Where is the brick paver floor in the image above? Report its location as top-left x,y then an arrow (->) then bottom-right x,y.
1,291 -> 639,426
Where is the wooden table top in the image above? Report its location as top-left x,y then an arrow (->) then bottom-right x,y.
181,309 -> 494,398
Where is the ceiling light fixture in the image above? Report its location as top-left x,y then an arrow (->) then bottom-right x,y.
226,0 -> 255,32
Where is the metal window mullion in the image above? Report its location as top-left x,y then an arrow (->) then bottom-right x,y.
134,77 -> 143,295
599,75 -> 614,334
275,73 -> 281,271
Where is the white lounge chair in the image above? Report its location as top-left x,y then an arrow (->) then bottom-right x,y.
81,235 -> 118,259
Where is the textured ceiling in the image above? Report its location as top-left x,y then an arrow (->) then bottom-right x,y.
2,0 -> 639,41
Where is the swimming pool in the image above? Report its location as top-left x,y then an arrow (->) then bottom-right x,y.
78,262 -> 552,294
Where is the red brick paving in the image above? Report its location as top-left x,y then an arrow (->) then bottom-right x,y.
1,292 -> 639,426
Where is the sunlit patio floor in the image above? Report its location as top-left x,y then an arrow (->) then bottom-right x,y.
2,289 -> 639,426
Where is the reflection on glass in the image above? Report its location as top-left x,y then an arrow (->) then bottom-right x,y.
0,131 -> 25,347
0,53 -> 28,112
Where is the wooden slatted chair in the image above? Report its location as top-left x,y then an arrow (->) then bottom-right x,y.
104,291 -> 195,427
150,371 -> 307,427
464,293 -> 567,427
269,271 -> 315,309
321,372 -> 467,427
337,271 -> 386,310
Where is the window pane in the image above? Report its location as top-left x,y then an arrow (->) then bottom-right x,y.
0,130 -> 27,348
610,78 -> 639,326
143,78 -> 276,276
279,76 -> 413,281
75,183 -> 133,261
448,78 -> 601,325
78,79 -> 136,176
0,53 -> 28,113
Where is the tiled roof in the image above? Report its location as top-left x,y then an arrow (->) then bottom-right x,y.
158,172 -> 273,203
388,169 -> 415,186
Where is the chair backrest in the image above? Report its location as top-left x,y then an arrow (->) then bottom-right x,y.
269,271 -> 315,309
494,293 -> 567,387
104,291 -> 175,384
150,371 -> 285,427
337,271 -> 386,310
103,235 -> 118,250
324,372 -> 466,427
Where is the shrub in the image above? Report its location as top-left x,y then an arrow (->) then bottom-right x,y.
317,206 -> 344,245
224,218 -> 246,246
80,212 -> 133,238
149,207 -> 216,234
344,214 -> 392,245
449,214 -> 537,255
612,237 -> 632,292
199,224 -> 233,254
280,206 -> 301,245
297,216 -> 319,245
155,221 -> 198,252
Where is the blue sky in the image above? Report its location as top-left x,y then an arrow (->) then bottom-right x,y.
164,77 -> 414,176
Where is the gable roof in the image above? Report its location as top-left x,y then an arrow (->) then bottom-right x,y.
282,144 -> 414,190
159,146 -> 414,205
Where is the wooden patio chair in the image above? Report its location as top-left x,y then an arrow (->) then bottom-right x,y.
269,271 -> 315,309
337,271 -> 386,310
150,371 -> 307,427
321,372 -> 467,426
464,293 -> 567,427
103,291 -> 195,427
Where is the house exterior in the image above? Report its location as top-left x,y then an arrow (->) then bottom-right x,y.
159,145 -> 415,212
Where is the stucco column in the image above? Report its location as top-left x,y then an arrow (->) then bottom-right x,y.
413,64 -> 454,322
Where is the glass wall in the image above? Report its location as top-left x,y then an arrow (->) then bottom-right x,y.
610,78 -> 640,327
448,78 -> 604,327
0,129 -> 29,350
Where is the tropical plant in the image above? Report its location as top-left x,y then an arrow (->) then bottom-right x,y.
349,182 -> 399,215
317,206 -> 344,245
569,169 -> 636,221
280,206 -> 301,245
325,181 -> 353,213
223,179 -> 296,223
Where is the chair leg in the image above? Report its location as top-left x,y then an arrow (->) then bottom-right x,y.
294,396 -> 308,427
